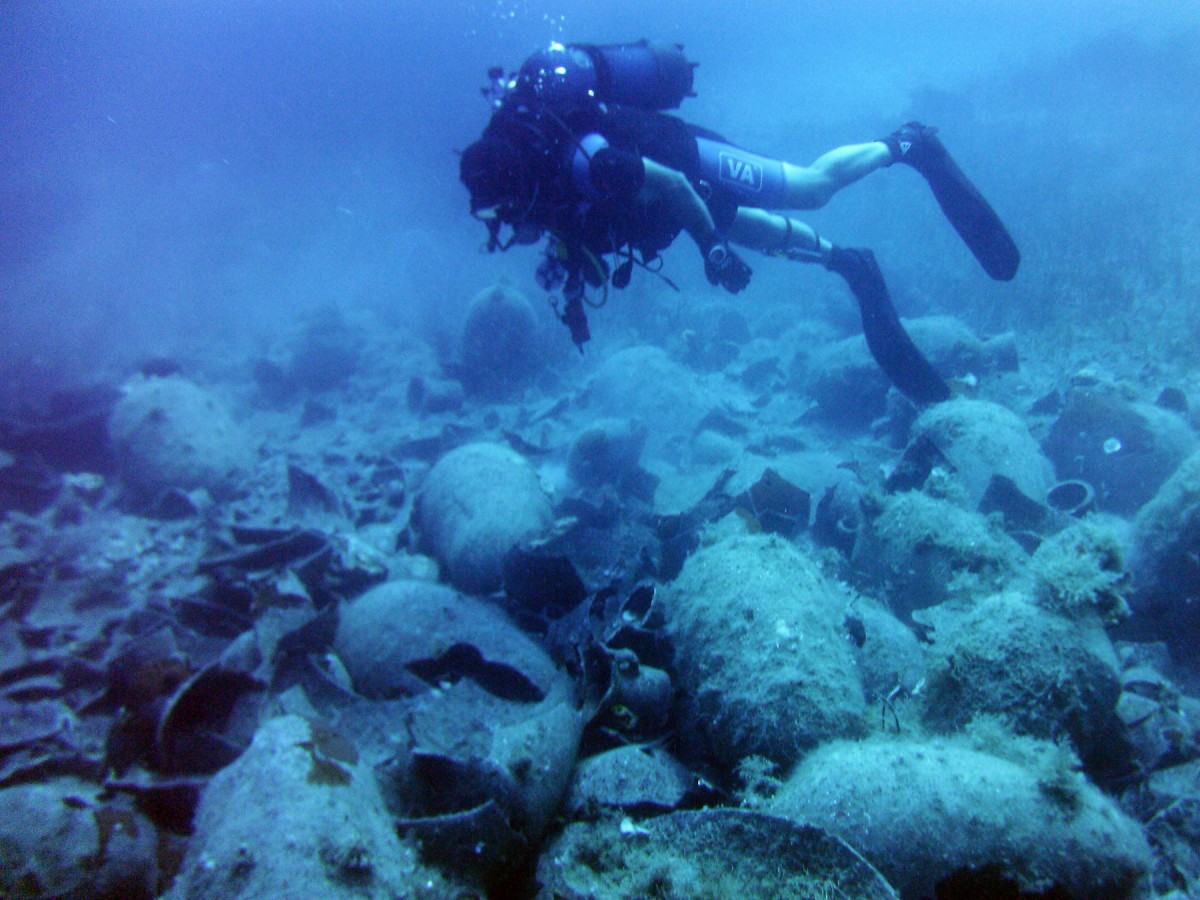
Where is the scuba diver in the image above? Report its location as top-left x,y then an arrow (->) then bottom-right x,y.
459,41 -> 1020,405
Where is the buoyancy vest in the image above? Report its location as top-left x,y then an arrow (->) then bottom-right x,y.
481,99 -> 710,257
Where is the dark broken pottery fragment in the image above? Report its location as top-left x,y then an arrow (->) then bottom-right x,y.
173,590 -> 255,639
736,467 -> 810,538
395,797 -> 527,888
154,633 -> 266,775
198,529 -> 329,574
813,475 -> 867,556
979,474 -> 1060,535
405,643 -> 546,704
886,433 -> 953,493
0,672 -> 106,789
0,558 -> 44,622
0,743 -> 104,788
0,697 -> 74,756
502,548 -> 590,633
286,464 -> 344,520
149,488 -> 201,521
525,574 -> 674,751
106,771 -> 208,835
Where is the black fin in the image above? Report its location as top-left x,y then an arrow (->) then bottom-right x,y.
905,133 -> 1020,281
828,247 -> 950,405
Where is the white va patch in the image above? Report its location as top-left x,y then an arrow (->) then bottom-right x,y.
718,152 -> 763,191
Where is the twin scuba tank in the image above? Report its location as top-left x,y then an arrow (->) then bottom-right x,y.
489,41 -> 697,350
507,40 -> 697,112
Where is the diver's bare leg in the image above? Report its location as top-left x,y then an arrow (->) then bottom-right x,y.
782,142 -> 893,209
728,207 -> 949,404
728,208 -> 830,262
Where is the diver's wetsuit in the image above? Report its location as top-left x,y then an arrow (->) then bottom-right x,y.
462,42 -> 1017,405
480,92 -> 791,264
577,107 -> 796,232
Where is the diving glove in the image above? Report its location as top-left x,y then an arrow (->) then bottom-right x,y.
703,240 -> 752,294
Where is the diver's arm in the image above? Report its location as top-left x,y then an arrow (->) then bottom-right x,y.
579,142 -> 719,254
640,158 -> 720,252
640,157 -> 752,292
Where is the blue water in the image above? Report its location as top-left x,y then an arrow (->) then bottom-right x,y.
4,4 -> 1200,897
3,0 -> 1198,400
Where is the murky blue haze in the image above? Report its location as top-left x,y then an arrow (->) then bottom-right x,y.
2,1 -> 1197,395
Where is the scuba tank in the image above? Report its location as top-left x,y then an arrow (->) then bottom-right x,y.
478,40 -> 697,351
513,40 -> 697,111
